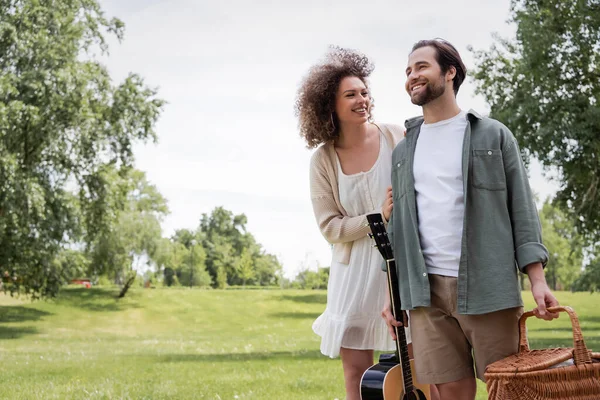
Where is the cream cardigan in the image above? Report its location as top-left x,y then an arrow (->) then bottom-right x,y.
309,123 -> 405,265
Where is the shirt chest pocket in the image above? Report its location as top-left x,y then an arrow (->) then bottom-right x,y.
471,149 -> 506,190
392,157 -> 409,199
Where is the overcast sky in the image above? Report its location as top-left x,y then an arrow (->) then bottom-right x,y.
97,0 -> 559,278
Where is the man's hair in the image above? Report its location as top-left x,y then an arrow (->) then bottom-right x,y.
411,38 -> 466,95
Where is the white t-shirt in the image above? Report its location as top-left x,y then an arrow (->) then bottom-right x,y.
413,111 -> 467,277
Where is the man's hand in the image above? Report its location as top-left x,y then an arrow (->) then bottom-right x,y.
527,262 -> 559,320
382,186 -> 393,222
531,281 -> 559,320
381,291 -> 408,340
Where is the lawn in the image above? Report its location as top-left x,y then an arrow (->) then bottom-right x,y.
0,288 -> 598,399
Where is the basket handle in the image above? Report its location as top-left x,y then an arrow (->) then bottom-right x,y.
518,306 -> 592,365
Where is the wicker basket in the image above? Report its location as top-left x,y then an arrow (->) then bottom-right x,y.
485,306 -> 600,400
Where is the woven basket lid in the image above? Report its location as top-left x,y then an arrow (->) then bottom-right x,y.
486,347 -> 574,373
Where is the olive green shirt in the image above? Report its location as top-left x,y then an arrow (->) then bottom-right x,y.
386,110 -> 548,315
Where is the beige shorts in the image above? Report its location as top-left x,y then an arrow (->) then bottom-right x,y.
409,274 -> 523,384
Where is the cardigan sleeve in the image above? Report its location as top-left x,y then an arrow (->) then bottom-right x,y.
309,149 -> 375,244
378,123 -> 406,148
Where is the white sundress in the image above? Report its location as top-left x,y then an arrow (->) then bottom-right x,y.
312,131 -> 410,358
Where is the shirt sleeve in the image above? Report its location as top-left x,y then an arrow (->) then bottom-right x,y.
502,134 -> 549,272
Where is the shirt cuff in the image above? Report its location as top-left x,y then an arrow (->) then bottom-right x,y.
515,242 -> 549,272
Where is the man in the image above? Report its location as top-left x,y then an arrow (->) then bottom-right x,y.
382,39 -> 559,400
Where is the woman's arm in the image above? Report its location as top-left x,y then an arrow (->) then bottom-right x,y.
310,152 -> 382,244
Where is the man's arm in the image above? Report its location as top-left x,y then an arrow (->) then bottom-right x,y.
502,130 -> 558,320
502,135 -> 549,270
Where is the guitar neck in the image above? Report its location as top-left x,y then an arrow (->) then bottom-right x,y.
365,213 -> 416,394
386,259 -> 414,393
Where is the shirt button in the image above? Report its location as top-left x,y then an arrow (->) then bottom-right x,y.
488,151 -> 492,155
423,273 -> 427,277
397,163 -> 401,167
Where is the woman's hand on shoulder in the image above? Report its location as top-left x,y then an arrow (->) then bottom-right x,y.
382,186 -> 393,222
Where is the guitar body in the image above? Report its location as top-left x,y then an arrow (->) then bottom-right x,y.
360,354 -> 430,400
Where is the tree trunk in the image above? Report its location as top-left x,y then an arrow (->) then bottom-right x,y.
118,275 -> 136,298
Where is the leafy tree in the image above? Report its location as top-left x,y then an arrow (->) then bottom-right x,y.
178,242 -> 210,288
87,168 -> 168,297
199,207 -> 281,287
154,238 -> 179,282
471,0 -> 600,244
293,266 -> 329,290
200,207 -> 244,283
143,207 -> 281,289
163,267 -> 176,287
206,240 -> 235,288
254,253 -> 282,286
0,0 -> 164,297
236,248 -> 255,287
214,262 -> 227,289
171,229 -> 200,249
574,254 -> 600,293
539,201 -> 583,290
50,248 -> 90,285
166,229 -> 210,287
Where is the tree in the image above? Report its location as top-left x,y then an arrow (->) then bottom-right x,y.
574,254 -> 600,293
166,229 -> 211,288
199,207 -> 282,287
206,240 -> 235,288
154,239 -> 188,286
236,248 -> 255,286
87,168 -> 168,297
163,266 -> 176,287
0,0 -> 164,298
171,229 -> 200,249
292,266 -> 329,290
253,253 -> 282,286
178,241 -> 210,288
539,201 -> 583,290
471,0 -> 600,244
200,207 -> 245,284
50,248 -> 90,285
154,238 -> 176,283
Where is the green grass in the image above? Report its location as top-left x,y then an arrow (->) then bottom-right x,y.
0,288 -> 598,399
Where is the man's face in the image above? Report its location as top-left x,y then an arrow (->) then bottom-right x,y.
405,46 -> 447,106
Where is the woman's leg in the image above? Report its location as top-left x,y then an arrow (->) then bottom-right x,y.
339,347 -> 373,400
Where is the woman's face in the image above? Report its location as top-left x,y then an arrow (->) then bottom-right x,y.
334,76 -> 370,126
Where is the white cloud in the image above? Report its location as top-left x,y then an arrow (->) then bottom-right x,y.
97,0 -> 559,278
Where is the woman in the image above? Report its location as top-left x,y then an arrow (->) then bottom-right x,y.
295,46 -> 407,399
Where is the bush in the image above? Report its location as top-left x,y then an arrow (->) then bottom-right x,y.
292,267 -> 329,290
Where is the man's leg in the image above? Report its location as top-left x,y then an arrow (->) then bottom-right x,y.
435,377 -> 477,400
410,275 -> 476,399
456,306 -> 523,381
339,347 -> 373,400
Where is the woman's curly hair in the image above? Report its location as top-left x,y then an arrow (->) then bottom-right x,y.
295,46 -> 375,149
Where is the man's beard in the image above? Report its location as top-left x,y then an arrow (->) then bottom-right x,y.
410,77 -> 446,106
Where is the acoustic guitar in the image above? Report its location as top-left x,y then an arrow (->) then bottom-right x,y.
360,213 -> 430,400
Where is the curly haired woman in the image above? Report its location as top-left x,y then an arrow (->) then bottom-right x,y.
295,47 -> 409,399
